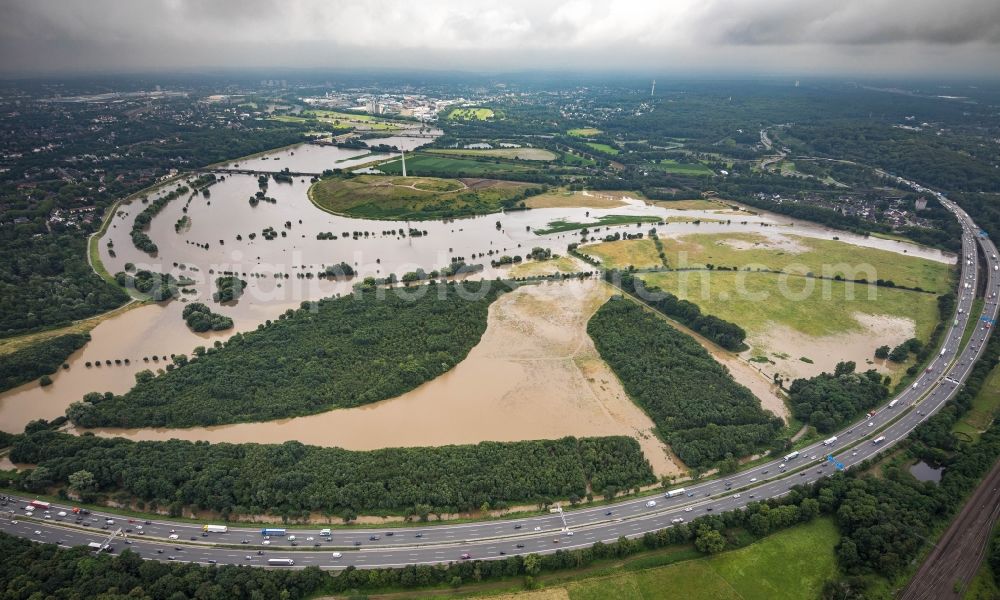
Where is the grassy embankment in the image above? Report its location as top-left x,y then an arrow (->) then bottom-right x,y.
426,148 -> 558,161
308,174 -> 535,220
567,128 -> 602,137
953,352 -> 1000,441
400,517 -> 839,600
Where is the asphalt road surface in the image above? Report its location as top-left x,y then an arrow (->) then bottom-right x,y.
1,174 -> 998,570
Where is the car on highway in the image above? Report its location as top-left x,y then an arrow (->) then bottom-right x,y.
645,500 -> 657,508
168,534 -> 178,540
732,494 -> 741,499
460,553 -> 471,560
684,507 -> 692,512
671,518 -> 684,524
332,552 -> 343,559
516,543 -> 525,548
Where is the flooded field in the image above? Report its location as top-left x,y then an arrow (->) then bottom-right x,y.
81,281 -> 684,477
0,143 -> 954,448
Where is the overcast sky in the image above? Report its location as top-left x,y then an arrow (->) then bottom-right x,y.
2,0 -> 999,77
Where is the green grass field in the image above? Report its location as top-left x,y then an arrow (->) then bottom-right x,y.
447,107 -> 495,120
308,174 -> 534,220
568,127 -> 603,137
658,232 -> 954,293
585,142 -> 619,156
535,215 -> 661,235
426,148 -> 558,161
954,356 -> 1000,439
378,153 -> 538,177
562,518 -> 839,600
640,270 -> 940,339
581,239 -> 664,269
653,159 -> 714,176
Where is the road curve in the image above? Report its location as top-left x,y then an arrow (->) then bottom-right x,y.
2,173 -> 998,570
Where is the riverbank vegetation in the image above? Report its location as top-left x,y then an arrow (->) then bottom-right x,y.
588,298 -> 781,468
0,333 -> 89,392
181,302 -> 233,332
309,173 -> 542,220
68,281 -> 512,427
9,431 -> 654,517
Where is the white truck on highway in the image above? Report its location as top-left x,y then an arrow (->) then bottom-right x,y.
665,488 -> 686,498
872,436 -> 886,445
888,399 -> 899,409
783,451 -> 799,461
202,525 -> 228,533
822,436 -> 838,446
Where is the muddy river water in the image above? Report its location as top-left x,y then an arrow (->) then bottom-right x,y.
0,142 -> 955,462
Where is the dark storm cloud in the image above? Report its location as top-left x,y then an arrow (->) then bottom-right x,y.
0,0 -> 998,76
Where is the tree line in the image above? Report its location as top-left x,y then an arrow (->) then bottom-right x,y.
9,431 -> 654,518
609,272 -> 748,351
182,303 -> 233,332
67,281 -> 513,428
0,333 -> 89,392
587,297 -> 782,469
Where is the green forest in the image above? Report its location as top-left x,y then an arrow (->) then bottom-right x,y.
788,362 -> 889,433
0,333 -> 89,392
68,281 -> 512,427
0,230 -> 129,336
9,431 -> 655,516
588,298 -> 782,468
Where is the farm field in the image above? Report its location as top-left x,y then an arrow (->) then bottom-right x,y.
650,198 -> 731,210
426,147 -> 558,161
653,159 -> 714,176
581,239 -> 663,269
657,232 -> 954,293
585,142 -> 619,155
524,189 -> 639,209
308,174 -> 534,219
640,270 -> 939,380
567,127 -> 603,137
448,107 -> 495,120
378,153 -> 539,177
481,518 -> 838,600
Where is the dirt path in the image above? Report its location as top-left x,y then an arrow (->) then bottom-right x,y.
900,455 -> 1000,599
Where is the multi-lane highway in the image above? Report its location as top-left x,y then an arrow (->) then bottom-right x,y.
2,176 -> 998,570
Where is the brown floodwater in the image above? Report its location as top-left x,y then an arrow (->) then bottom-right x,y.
76,280 -> 683,476
0,143 -> 954,442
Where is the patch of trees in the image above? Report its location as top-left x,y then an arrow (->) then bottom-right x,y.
588,298 -> 782,469
0,229 -> 129,336
67,281 -> 512,427
320,262 -> 355,279
114,270 -> 179,301
212,276 -> 246,303
11,431 -> 653,516
0,333 -> 89,393
130,185 -> 189,254
181,302 -> 233,332
611,272 -> 747,351
787,362 -> 888,433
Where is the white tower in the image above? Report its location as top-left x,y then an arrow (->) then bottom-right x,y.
651,79 -> 656,97
401,150 -> 407,178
